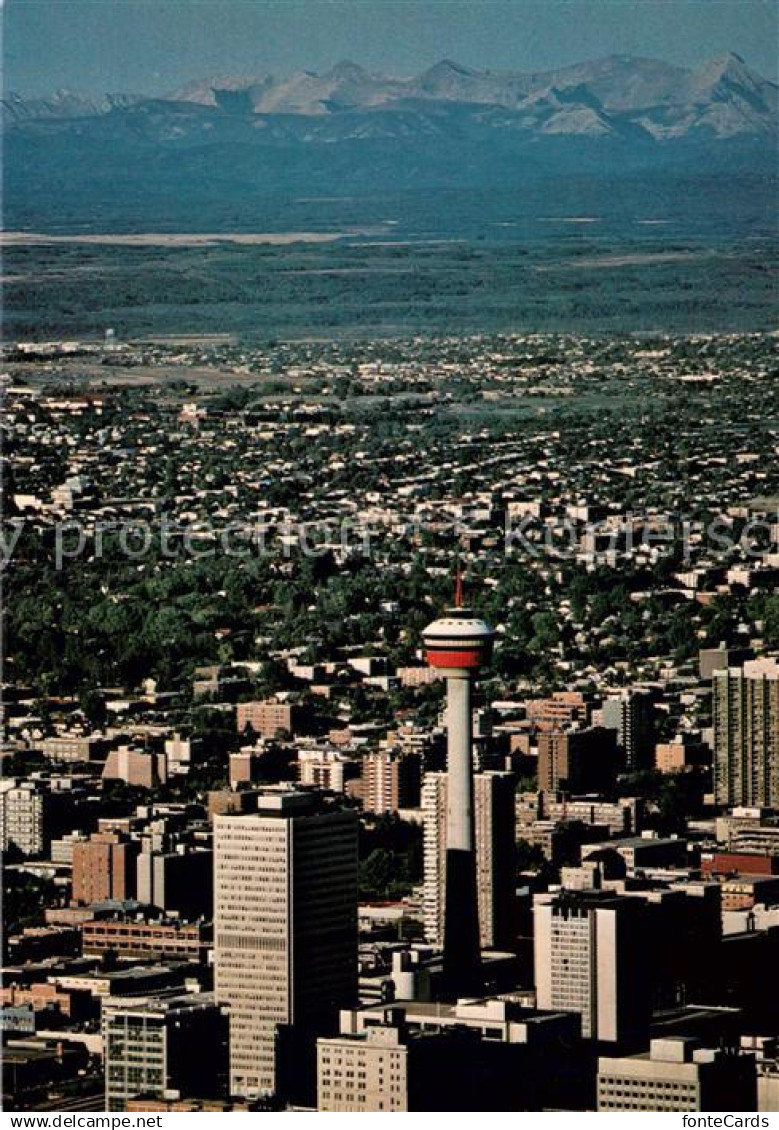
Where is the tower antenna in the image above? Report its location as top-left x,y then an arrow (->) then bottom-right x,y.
454,564 -> 464,609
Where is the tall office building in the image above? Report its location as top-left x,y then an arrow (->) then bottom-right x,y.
713,659 -> 779,807
537,727 -> 618,793
602,691 -> 655,772
136,846 -> 212,919
534,891 -> 649,1049
423,770 -> 515,952
103,992 -> 227,1111
214,791 -> 358,1099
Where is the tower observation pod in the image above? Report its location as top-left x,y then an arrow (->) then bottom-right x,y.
422,580 -> 495,996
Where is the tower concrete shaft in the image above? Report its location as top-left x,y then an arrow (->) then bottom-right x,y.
442,669 -> 482,995
445,672 -> 475,853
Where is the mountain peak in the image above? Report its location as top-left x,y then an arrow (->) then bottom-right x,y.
423,59 -> 475,79
685,50 -> 774,111
327,60 -> 368,82
714,50 -> 747,66
692,51 -> 751,85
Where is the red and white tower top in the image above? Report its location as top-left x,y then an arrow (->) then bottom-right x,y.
422,571 -> 495,671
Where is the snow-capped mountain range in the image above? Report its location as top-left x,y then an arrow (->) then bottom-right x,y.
4,53 -> 776,140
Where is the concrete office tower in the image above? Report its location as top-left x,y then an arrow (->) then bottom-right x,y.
103,992 -> 227,1111
136,846 -> 212,919
713,659 -> 779,807
422,588 -> 495,994
534,890 -> 649,1049
214,791 -> 358,1099
423,771 -> 515,952
602,690 -> 655,771
538,727 -> 618,793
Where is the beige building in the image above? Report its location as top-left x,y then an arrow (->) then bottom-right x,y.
318,1024 -> 410,1112
598,1038 -> 757,1111
38,735 -> 108,763
102,747 -> 167,789
741,1037 -> 779,1113
396,666 -> 440,688
235,700 -> 300,739
525,691 -> 588,730
713,659 -> 779,807
207,789 -> 255,819
214,791 -> 358,1098
423,770 -> 515,951
316,1017 -> 480,1113
520,792 -> 641,837
317,1000 -> 578,1112
715,807 -> 779,854
164,732 -> 202,776
537,727 -> 617,793
655,735 -> 710,774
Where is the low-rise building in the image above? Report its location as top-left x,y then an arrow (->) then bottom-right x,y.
103,992 -> 228,1112
598,1038 -> 757,1111
317,1021 -> 478,1112
235,700 -> 302,739
81,917 -> 211,962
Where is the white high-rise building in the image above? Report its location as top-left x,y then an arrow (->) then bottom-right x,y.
423,770 -> 515,951
0,779 -> 63,857
534,891 -> 649,1048
214,791 -> 358,1098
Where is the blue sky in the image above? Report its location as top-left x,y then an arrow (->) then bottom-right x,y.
3,0 -> 777,95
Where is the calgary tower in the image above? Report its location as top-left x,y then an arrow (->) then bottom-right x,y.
422,573 -> 495,995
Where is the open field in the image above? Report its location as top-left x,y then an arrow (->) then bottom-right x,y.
0,230 -> 362,247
